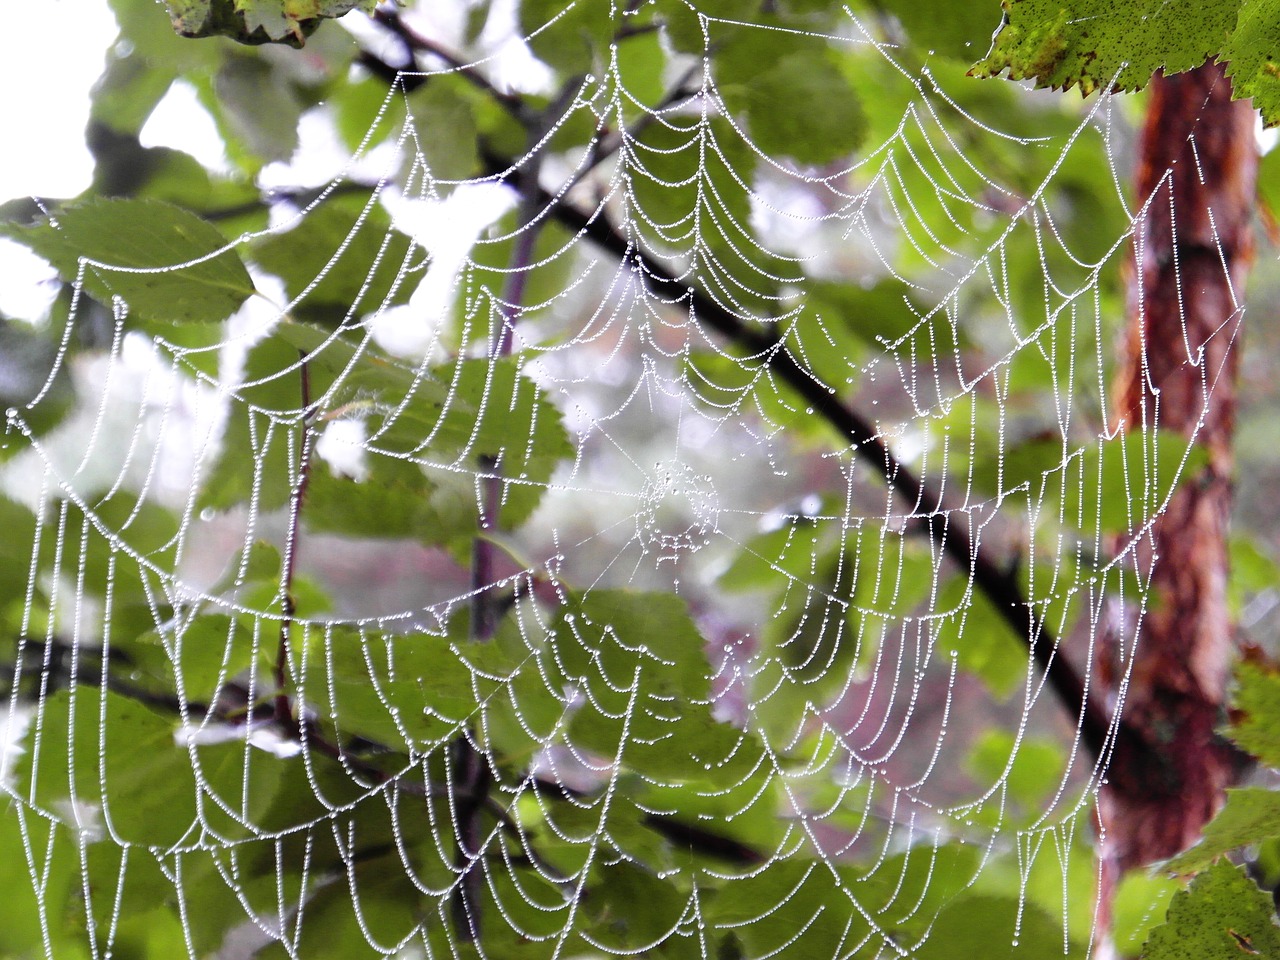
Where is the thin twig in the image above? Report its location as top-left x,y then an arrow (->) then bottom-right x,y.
274,351 -> 315,734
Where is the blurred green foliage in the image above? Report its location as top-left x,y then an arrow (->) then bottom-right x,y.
1,1 -> 1279,958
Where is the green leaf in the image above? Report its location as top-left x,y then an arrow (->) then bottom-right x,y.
21,690 -> 196,847
459,214 -> 578,332
196,335 -> 307,512
715,34 -> 866,164
807,278 -> 925,349
549,590 -> 766,788
1114,872 -> 1183,957
628,115 -> 755,262
875,0 -> 1004,61
306,455 -> 464,545
1223,0 -> 1280,128
584,862 -> 688,950
251,195 -> 420,325
382,356 -> 574,531
300,352 -> 574,544
706,859 -> 890,956
719,515 -> 826,593
4,199 -> 254,324
519,0 -> 616,73
615,27 -> 669,112
934,571 -> 1027,696
0,496 -> 38,618
0,317 -> 75,443
1165,788 -> 1280,875
210,54 -> 303,164
1142,860 -> 1280,959
129,613 -> 261,701
90,55 -> 177,138
552,590 -> 711,702
1259,143 -> 1280,221
628,764 -> 783,870
914,894 -> 1068,958
969,0 -> 1237,95
299,627 -> 478,748
0,809 -> 83,959
96,0 -> 218,134
407,79 -> 481,182
1228,658 -> 1280,767
38,495 -> 180,606
970,431 -> 1209,535
966,730 -> 1066,812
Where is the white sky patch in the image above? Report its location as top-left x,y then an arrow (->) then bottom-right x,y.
0,239 -> 60,322
1,330 -> 225,514
140,79 -> 231,173
259,106 -> 404,192
316,417 -> 369,481
475,0 -> 555,94
0,0 -> 118,199
373,181 -> 515,357
1257,115 -> 1279,156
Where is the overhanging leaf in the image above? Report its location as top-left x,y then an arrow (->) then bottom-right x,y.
969,0 -> 1238,95
1223,0 -> 1280,127
163,0 -> 378,46
1142,860 -> 1280,959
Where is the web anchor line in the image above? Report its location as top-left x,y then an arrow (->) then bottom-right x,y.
482,148 -> 1119,766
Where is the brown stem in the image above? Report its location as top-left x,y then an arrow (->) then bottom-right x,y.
1097,62 -> 1257,886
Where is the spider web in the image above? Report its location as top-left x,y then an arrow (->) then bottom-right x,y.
0,4 -> 1240,958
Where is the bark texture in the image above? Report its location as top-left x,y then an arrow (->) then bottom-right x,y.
1099,63 -> 1257,876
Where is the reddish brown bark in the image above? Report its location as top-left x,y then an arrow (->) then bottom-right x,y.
1098,63 -> 1257,880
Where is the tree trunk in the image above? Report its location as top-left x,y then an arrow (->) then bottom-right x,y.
1098,62 -> 1257,888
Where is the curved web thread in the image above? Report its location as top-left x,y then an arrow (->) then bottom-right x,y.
0,7 -> 1238,959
